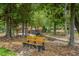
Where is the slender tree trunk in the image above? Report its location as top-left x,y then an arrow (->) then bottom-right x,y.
42,26 -> 46,32
53,21 -> 56,35
64,3 -> 68,35
68,4 -> 75,46
11,20 -> 15,37
9,17 -> 12,38
25,24 -> 28,36
22,21 -> 25,37
6,17 -> 9,37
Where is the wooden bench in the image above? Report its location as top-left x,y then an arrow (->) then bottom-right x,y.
23,36 -> 45,52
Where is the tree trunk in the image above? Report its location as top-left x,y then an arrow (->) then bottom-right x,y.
9,18 -> 12,38
25,24 -> 28,36
64,3 -> 68,35
6,18 -> 9,37
22,21 -> 25,37
53,21 -> 56,35
68,4 -> 75,46
5,4 -> 16,39
75,12 -> 79,33
42,26 -> 47,32
5,17 -> 12,38
5,5 -> 12,38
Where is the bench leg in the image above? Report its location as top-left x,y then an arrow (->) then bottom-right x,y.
37,45 -> 45,52
29,44 -> 33,49
42,46 -> 45,50
32,45 -> 36,49
23,43 -> 30,48
23,43 -> 26,47
27,44 -> 30,47
37,46 -> 42,52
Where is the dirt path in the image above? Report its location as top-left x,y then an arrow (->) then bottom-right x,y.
43,33 -> 79,44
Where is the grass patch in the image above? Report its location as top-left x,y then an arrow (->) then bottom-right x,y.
0,48 -> 16,56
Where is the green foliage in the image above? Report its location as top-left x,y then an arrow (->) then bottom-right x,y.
0,48 -> 16,56
0,3 -> 74,33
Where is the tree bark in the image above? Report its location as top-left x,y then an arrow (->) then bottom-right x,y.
68,4 -> 75,46
5,4 -> 12,38
25,23 -> 28,36
64,4 -> 68,35
75,12 -> 79,33
53,21 -> 56,35
22,21 -> 25,37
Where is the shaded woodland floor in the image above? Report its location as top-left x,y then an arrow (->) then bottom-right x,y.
0,34 -> 79,56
